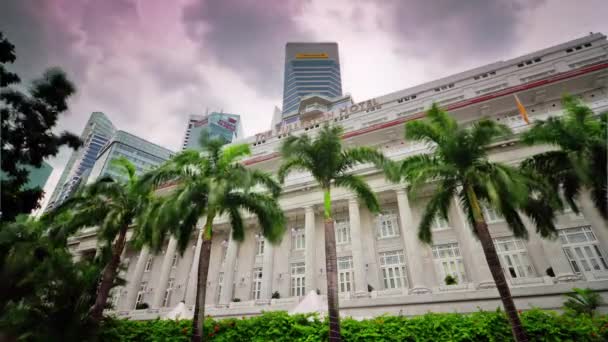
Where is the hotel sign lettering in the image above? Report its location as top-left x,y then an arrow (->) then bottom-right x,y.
295,53 -> 329,59
254,98 -> 382,143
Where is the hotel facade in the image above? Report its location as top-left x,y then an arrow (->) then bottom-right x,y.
69,33 -> 608,319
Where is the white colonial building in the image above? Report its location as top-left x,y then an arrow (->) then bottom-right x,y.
69,33 -> 608,319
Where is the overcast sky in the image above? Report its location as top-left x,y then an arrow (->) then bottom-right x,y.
1,0 -> 607,210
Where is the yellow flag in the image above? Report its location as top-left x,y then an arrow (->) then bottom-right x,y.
514,94 -> 530,124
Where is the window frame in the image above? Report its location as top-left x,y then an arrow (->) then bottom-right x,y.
290,262 -> 306,297
379,250 -> 408,289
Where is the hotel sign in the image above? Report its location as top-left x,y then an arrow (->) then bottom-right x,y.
295,53 -> 329,59
254,98 -> 382,143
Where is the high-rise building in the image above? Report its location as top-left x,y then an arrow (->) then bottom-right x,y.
24,162 -> 53,190
181,112 -> 243,151
45,112 -> 115,211
87,131 -> 174,184
45,112 -> 173,211
282,43 -> 342,117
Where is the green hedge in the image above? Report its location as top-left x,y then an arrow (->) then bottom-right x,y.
100,309 -> 608,341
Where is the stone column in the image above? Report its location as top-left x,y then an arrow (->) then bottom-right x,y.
451,197 -> 494,288
124,246 -> 150,310
219,236 -> 239,305
185,231 -> 203,306
395,188 -> 431,294
260,238 -> 275,301
152,237 -> 178,308
304,206 -> 317,293
348,198 -> 368,297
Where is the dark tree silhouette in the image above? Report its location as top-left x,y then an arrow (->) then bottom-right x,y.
0,32 -> 81,222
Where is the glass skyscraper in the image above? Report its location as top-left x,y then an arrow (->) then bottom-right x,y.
45,112 -> 115,211
45,112 -> 173,211
282,43 -> 342,116
87,131 -> 174,184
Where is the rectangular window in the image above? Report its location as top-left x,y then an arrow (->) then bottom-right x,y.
494,237 -> 535,279
135,281 -> 147,307
252,268 -> 263,300
290,263 -> 306,297
171,254 -> 179,268
379,251 -> 408,289
338,256 -> 353,293
432,243 -> 466,284
431,215 -> 450,231
483,206 -> 503,223
256,239 -> 265,256
335,219 -> 351,244
560,226 -> 608,273
377,209 -> 400,239
144,256 -> 153,272
162,278 -> 174,307
292,228 -> 305,251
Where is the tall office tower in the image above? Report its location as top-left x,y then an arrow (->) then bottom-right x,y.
181,112 -> 243,150
45,112 -> 115,211
87,131 -> 174,184
281,42 -> 342,116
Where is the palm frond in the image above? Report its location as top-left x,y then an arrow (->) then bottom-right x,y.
111,157 -> 137,184
470,119 -> 512,146
416,180 -> 456,243
340,146 -> 387,171
221,143 -> 251,165
277,158 -> 313,184
334,174 -> 380,213
223,192 -> 286,244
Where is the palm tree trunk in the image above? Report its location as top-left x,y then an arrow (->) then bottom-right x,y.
191,216 -> 214,342
323,188 -> 341,341
465,185 -> 528,342
90,224 -> 128,323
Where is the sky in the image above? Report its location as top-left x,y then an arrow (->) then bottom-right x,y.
1,0 -> 607,210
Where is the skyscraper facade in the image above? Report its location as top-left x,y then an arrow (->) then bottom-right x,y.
87,131 -> 174,184
181,112 -> 242,151
45,112 -> 115,211
281,43 -> 342,116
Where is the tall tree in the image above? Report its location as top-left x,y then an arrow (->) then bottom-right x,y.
390,104 -> 560,342
278,124 -> 387,342
46,158 -> 153,324
142,136 -> 285,342
521,94 -> 607,220
0,32 -> 81,222
0,215 -> 112,341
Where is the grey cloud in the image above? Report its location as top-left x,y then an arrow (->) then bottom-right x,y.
182,0 -> 313,98
378,0 -> 545,65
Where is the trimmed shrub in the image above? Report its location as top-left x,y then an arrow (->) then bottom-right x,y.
99,309 -> 608,341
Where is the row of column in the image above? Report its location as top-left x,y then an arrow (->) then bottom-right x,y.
123,187 -> 606,310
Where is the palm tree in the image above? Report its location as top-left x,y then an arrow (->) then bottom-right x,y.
278,124 -> 387,341
141,136 -> 285,342
521,94 -> 607,220
45,157 -> 153,324
390,104 -> 560,342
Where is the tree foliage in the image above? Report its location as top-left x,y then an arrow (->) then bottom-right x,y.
521,95 -> 607,218
0,32 -> 81,222
563,288 -> 604,317
99,309 -> 608,342
45,157 -> 153,323
389,103 -> 560,244
0,216 -> 116,341
142,133 -> 285,341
